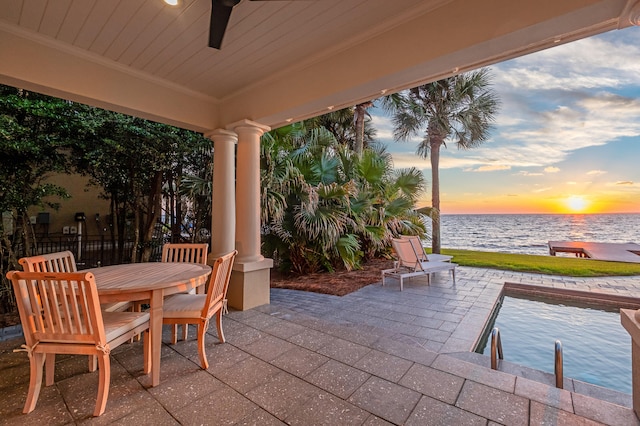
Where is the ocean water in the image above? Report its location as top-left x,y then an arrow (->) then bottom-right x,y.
426,214 -> 640,256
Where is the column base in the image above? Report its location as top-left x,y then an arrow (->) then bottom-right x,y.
227,258 -> 273,311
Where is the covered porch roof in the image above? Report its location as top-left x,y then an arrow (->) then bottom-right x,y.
1,0 -> 639,133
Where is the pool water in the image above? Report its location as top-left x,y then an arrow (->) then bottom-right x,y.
476,294 -> 631,394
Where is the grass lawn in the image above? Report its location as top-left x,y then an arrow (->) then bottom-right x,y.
437,249 -> 640,277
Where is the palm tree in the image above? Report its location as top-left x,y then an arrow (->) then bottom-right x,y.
382,68 -> 500,253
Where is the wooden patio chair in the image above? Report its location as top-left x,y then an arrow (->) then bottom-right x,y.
399,235 -> 453,263
19,251 -> 132,380
382,238 -> 457,291
160,243 -> 210,341
7,271 -> 150,417
19,251 -> 131,313
162,243 -> 209,296
162,250 -> 237,369
18,250 -> 78,273
161,243 -> 209,266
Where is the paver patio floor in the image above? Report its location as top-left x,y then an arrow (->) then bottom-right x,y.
1,266 -> 640,425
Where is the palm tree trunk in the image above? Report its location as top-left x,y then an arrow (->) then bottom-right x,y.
430,139 -> 442,254
354,101 -> 372,155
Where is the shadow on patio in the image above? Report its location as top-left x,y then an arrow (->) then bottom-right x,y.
1,267 -> 638,425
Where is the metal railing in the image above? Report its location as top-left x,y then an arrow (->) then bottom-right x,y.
490,327 -> 503,370
489,327 -> 564,390
555,340 -> 563,389
22,235 -> 164,269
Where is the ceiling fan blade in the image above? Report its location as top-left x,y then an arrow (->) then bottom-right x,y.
209,0 -> 240,49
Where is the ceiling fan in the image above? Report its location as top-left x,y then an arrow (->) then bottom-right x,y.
209,0 -> 280,49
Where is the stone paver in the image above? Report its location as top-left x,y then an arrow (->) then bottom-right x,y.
405,395 -> 487,426
1,266 -> 639,424
514,375 -> 574,412
348,376 -> 422,424
305,359 -> 371,399
399,363 -> 465,404
353,349 -> 413,383
456,380 -> 529,426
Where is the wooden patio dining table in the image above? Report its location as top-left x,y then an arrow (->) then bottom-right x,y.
88,262 -> 212,386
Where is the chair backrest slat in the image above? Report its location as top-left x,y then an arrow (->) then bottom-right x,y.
203,250 -> 237,318
8,271 -> 105,345
162,243 -> 208,265
19,251 -> 78,273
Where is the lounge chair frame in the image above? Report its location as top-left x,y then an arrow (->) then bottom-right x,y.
382,238 -> 457,291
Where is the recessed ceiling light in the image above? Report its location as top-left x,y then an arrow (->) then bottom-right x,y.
164,0 -> 179,6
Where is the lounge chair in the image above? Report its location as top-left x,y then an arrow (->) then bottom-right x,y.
382,238 -> 457,291
398,235 -> 453,263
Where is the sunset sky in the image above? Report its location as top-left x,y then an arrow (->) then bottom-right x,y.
372,26 -> 640,215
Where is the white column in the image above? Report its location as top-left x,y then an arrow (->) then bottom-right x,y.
205,129 -> 237,259
227,119 -> 270,263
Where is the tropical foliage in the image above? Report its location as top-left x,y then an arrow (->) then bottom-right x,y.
261,119 -> 427,274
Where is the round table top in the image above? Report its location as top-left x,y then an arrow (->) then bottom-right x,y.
88,262 -> 211,295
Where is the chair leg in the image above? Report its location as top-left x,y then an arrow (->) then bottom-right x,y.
171,324 -> 178,345
93,353 -> 110,417
143,330 -> 151,375
131,302 -> 142,343
181,324 -> 188,341
215,310 -> 225,343
88,355 -> 97,372
45,353 -> 56,386
197,322 -> 209,370
23,352 -> 45,414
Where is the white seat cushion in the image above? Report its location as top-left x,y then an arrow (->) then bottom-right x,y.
162,294 -> 207,319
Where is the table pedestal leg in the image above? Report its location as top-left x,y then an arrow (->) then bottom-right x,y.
149,290 -> 163,386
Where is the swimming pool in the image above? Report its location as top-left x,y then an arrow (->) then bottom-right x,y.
476,293 -> 632,394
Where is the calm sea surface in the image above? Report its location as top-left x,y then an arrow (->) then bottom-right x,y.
428,214 -> 640,256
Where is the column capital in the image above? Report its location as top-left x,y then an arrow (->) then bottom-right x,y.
204,128 -> 238,141
226,119 -> 271,135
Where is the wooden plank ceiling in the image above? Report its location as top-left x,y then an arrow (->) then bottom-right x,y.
0,0 -> 443,100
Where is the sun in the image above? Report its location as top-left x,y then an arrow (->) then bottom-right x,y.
566,195 -> 589,213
